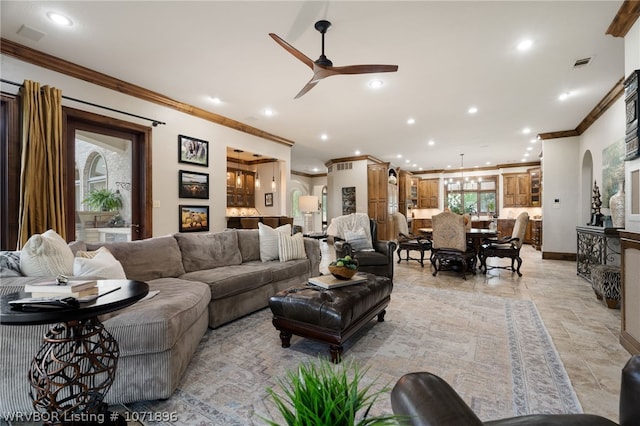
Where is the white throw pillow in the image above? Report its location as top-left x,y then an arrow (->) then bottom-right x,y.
345,228 -> 374,251
20,229 -> 74,277
278,232 -> 307,262
73,246 -> 126,279
258,222 -> 291,262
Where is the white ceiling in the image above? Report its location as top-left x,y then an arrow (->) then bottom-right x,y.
0,1 -> 625,175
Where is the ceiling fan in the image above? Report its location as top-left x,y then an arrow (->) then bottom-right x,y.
269,20 -> 399,99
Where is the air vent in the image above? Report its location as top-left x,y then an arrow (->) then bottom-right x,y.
17,24 -> 45,42
336,162 -> 353,171
573,57 -> 592,68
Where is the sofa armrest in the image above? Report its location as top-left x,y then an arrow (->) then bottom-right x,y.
391,372 -> 484,426
373,240 -> 397,260
303,237 -> 321,278
620,355 -> 640,426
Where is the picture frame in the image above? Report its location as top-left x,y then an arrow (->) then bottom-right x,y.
179,205 -> 209,232
265,193 -> 274,207
178,134 -> 209,167
179,170 -> 209,199
342,186 -> 356,215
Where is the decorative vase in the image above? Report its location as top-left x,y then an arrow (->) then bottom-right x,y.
609,180 -> 625,228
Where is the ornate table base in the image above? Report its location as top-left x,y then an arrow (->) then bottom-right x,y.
30,317 -> 119,423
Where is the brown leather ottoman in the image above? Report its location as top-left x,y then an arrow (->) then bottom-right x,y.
268,273 -> 393,363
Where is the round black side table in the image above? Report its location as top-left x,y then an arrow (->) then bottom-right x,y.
0,279 -> 148,424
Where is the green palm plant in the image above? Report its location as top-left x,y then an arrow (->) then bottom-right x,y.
83,188 -> 123,211
264,358 -> 405,426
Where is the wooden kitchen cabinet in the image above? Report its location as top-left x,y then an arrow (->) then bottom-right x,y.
418,178 -> 439,208
497,218 -> 533,244
503,173 -> 531,207
226,168 -> 255,207
368,163 -> 398,241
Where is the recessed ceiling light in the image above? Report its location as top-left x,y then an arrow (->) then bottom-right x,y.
447,165 -> 451,169
527,146 -> 533,151
320,133 -> 328,141
355,150 -> 361,155
522,127 -> 531,134
558,92 -> 572,101
368,79 -> 384,89
419,167 -> 423,171
312,167 -> 319,172
412,163 -> 417,167
209,96 -> 222,104
524,152 -> 530,157
529,138 -> 538,143
407,118 -> 415,125
405,159 -> 410,163
263,108 -> 274,116
485,161 -> 491,165
517,39 -> 533,51
427,140 -> 435,146
521,158 -> 527,162
397,154 -> 402,158
468,106 -> 478,114
47,12 -> 73,26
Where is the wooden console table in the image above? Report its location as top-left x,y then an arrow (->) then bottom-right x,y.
576,226 -> 621,282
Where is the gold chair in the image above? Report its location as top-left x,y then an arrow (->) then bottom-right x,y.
392,212 -> 432,267
479,212 -> 529,276
431,211 -> 477,280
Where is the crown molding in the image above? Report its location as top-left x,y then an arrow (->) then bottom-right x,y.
606,0 -> 640,37
0,38 -> 295,147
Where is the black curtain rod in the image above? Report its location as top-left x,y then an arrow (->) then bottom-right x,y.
1,78 -> 166,127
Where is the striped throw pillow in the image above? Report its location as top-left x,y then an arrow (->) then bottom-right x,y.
278,232 -> 307,262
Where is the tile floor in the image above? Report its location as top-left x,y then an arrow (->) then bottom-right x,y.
320,241 -> 630,423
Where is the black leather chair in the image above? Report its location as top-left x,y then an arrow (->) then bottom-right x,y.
390,355 -> 640,426
334,219 -> 396,281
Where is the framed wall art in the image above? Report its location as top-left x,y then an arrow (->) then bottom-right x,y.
178,134 -> 209,167
179,205 -> 209,232
265,193 -> 274,207
179,170 -> 209,199
342,186 -> 356,215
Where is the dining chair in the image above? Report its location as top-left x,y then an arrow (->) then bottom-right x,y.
479,211 -> 529,276
392,212 -> 432,267
431,211 -> 477,280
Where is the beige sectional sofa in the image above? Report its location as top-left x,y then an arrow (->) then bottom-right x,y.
0,228 -> 321,414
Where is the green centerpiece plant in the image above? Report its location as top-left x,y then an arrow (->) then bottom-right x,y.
264,358 -> 404,426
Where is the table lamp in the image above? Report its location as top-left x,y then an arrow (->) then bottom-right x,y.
299,195 -> 319,233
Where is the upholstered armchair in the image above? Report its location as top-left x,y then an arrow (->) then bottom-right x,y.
479,212 -> 529,276
330,214 -> 396,281
390,355 -> 640,426
392,212 -> 432,267
430,211 -> 476,280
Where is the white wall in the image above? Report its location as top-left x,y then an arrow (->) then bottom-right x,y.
326,159 -> 369,221
1,55 -> 292,235
542,136 -> 580,254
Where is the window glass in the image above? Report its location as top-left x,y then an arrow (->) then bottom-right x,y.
445,175 -> 498,215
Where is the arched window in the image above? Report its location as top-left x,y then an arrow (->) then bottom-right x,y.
75,165 -> 81,210
88,154 -> 107,192
291,189 -> 301,217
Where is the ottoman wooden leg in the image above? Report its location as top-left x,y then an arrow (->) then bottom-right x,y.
605,298 -> 620,309
279,330 -> 292,348
330,344 -> 343,364
377,309 -> 386,322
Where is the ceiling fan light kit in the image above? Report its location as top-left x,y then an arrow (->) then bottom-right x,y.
269,20 -> 398,99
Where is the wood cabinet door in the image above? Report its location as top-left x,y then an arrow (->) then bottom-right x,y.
503,175 -> 517,207
516,174 -> 530,206
368,164 -> 390,239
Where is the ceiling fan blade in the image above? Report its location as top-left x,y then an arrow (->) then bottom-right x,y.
294,79 -> 320,99
269,33 -> 314,70
329,64 -> 399,76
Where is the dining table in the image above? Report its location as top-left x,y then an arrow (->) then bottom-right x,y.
418,227 -> 499,259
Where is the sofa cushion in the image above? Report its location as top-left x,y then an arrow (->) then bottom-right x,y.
278,232 -> 307,262
174,231 -> 242,273
73,247 -> 126,279
86,236 -> 185,282
180,263 -> 273,299
100,278 -> 210,354
236,229 -> 261,262
269,258 -> 310,282
20,229 -> 75,277
0,251 -> 22,277
258,222 -> 291,262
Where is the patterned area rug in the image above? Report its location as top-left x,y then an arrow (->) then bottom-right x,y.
126,282 -> 582,425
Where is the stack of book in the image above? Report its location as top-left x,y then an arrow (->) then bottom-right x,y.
25,280 -> 98,298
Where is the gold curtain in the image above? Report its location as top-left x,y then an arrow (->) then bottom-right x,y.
17,80 -> 65,248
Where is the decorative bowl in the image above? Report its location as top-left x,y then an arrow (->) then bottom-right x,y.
328,265 -> 358,280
